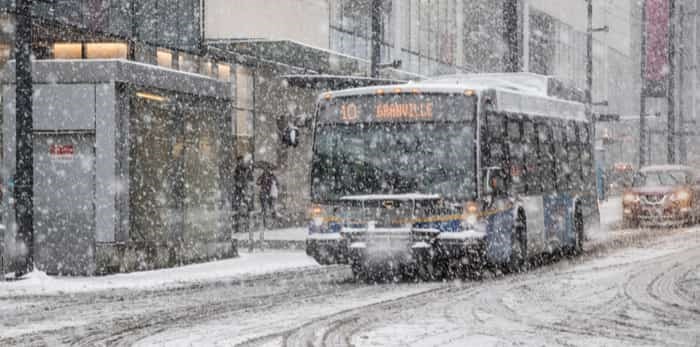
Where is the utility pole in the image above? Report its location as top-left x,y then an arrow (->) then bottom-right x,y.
15,0 -> 34,276
640,2 -> 648,168
679,2 -> 686,164
678,4 -> 697,164
504,0 -> 522,72
586,0 -> 594,124
668,0 -> 677,164
370,0 -> 382,78
586,0 -> 609,158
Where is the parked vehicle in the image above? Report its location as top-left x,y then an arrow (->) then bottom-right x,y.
622,165 -> 699,228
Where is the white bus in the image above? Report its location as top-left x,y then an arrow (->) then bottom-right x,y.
306,73 -> 599,281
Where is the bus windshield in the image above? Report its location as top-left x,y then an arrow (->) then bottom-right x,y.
311,119 -> 475,201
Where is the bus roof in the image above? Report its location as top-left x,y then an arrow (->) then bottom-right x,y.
640,165 -> 695,173
318,73 -> 588,123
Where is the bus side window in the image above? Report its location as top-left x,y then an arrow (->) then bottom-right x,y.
567,121 -> 583,191
507,118 -> 526,194
578,123 -> 594,191
537,123 -> 556,193
553,123 -> 570,191
523,120 -> 539,194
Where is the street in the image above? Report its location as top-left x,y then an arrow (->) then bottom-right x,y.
1,224 -> 698,347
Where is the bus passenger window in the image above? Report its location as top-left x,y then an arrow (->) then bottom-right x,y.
508,120 -> 521,141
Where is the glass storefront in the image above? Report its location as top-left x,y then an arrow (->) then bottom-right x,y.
129,91 -> 231,253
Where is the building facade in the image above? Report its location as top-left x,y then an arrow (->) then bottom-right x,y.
204,0 -> 654,223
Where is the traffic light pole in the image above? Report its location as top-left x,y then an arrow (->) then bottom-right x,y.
668,0 -> 677,164
15,0 -> 34,275
370,0 -> 382,78
640,1 -> 647,168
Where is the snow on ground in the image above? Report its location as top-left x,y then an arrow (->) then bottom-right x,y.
0,250 -> 318,297
599,196 -> 622,227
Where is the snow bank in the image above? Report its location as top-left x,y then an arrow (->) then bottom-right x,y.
1,251 -> 318,297
232,227 -> 308,241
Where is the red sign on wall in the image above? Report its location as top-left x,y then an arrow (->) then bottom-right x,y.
50,144 -> 75,161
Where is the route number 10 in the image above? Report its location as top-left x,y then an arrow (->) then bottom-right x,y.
340,103 -> 358,121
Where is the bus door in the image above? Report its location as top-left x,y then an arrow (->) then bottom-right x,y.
513,118 -> 547,255
483,112 -> 515,262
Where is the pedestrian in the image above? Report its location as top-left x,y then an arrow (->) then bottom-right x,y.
257,167 -> 278,229
232,154 -> 254,234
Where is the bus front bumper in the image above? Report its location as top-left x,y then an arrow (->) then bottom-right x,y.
343,228 -> 487,265
306,233 -> 349,264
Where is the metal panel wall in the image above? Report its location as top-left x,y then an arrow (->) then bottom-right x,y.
95,83 -> 117,243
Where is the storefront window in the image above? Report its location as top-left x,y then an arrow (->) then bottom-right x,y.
54,43 -> 82,59
129,91 -> 229,250
178,53 -> 199,73
86,42 -> 128,59
217,63 -> 231,82
157,48 -> 174,68
183,110 -> 223,242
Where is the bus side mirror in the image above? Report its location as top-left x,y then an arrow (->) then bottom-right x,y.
484,167 -> 506,196
281,126 -> 300,147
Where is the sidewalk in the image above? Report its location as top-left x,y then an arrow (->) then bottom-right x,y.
1,250 -> 318,297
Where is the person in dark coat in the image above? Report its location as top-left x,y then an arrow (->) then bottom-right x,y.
232,154 -> 254,233
256,167 -> 278,229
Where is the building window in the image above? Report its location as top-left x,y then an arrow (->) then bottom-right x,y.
85,42 -> 128,59
235,65 -> 255,154
200,60 -> 213,77
53,43 -> 82,59
157,48 -> 173,68
217,63 -> 231,82
178,52 -> 199,73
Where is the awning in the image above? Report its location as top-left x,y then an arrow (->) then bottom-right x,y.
280,74 -> 404,90
206,39 -> 423,81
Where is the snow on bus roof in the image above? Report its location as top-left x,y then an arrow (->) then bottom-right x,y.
340,194 -> 441,201
319,73 -> 587,122
640,165 -> 695,173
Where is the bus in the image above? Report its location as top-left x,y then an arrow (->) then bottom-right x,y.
305,73 -> 600,280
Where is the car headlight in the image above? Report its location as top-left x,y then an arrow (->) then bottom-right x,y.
672,190 -> 691,202
623,192 -> 639,204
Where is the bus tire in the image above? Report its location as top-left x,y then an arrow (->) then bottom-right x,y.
573,208 -> 584,255
507,210 -> 528,273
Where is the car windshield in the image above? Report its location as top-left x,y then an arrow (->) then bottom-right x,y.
633,170 -> 688,187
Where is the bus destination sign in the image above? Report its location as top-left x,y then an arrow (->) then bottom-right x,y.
320,94 -> 472,124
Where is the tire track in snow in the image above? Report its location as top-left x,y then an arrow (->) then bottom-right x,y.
275,231 -> 700,347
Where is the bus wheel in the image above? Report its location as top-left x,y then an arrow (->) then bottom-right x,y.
507,211 -> 528,273
573,209 -> 584,255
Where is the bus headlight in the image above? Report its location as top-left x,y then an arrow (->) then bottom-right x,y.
461,201 -> 480,229
308,204 -> 326,228
622,192 -> 639,204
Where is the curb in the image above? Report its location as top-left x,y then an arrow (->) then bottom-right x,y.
585,227 -> 693,256
236,239 -> 307,250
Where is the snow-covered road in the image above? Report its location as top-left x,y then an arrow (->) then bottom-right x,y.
1,225 -> 697,347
